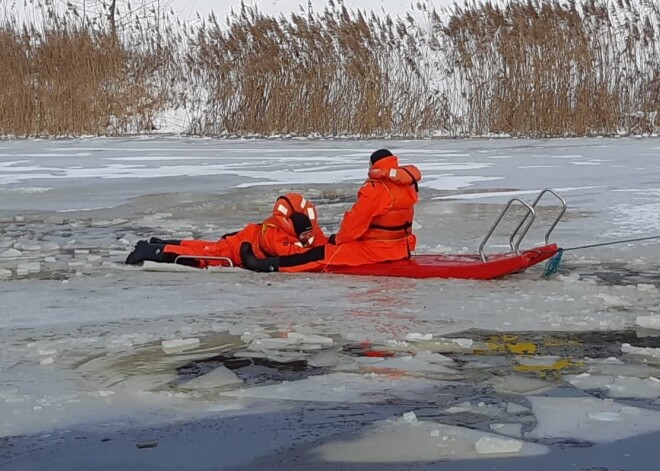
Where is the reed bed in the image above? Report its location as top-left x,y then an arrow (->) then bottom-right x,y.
1,0 -> 659,137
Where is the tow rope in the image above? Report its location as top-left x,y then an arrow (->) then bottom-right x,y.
542,234 -> 660,278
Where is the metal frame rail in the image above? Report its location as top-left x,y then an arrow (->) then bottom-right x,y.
478,189 -> 567,263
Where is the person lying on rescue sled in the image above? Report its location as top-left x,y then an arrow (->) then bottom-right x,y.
125,193 -> 328,268
240,149 -> 422,272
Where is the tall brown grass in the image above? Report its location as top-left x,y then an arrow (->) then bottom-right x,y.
1,0 -> 659,137
438,0 -> 660,136
182,3 -> 449,136
0,1 -> 172,136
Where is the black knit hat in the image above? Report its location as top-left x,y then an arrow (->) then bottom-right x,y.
291,212 -> 312,236
370,149 -> 393,165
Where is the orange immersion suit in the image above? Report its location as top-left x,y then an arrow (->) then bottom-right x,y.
278,155 -> 422,272
162,193 -> 327,268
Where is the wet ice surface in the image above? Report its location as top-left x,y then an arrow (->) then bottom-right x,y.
2,137 -> 660,469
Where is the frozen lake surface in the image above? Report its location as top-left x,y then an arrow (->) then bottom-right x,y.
2,137 -> 660,469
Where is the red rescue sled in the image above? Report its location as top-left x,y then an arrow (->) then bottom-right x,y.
178,190 -> 567,281
326,189 -> 566,280
323,243 -> 558,280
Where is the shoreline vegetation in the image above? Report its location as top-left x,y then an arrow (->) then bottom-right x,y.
1,0 -> 659,138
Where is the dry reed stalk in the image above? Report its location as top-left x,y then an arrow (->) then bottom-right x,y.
438,0 -> 660,136
0,1 -> 173,136
2,0 -> 659,137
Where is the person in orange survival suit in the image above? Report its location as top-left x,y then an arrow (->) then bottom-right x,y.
240,149 -> 422,272
125,193 -> 328,268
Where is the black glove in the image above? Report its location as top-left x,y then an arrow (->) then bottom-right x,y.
328,234 -> 336,245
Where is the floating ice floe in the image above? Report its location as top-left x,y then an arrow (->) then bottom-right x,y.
558,271 -> 581,283
0,248 -> 21,258
15,238 -> 42,251
489,423 -> 523,438
178,365 -> 243,390
307,349 -> 342,368
527,396 -> 660,443
220,372 -> 439,404
287,332 -> 334,346
443,401 -> 503,417
248,337 -> 322,352
314,417 -> 547,462
636,284 -> 657,292
594,293 -> 631,308
17,262 -> 41,276
506,402 -> 530,414
581,358 -> 660,377
566,373 -> 660,399
621,343 -> 660,360
161,338 -> 201,354
490,374 -> 555,395
404,333 -> 433,342
636,314 -> 660,330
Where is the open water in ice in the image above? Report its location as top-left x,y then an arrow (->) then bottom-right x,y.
2,137 -> 660,469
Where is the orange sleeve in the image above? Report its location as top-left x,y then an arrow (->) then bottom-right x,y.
311,225 -> 328,246
335,181 -> 389,244
259,226 -> 313,257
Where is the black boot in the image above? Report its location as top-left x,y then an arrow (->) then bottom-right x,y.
149,236 -> 182,245
240,242 -> 279,272
125,241 -> 169,265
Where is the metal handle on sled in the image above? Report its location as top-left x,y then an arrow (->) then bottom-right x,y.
479,198 -> 536,263
509,189 -> 567,249
174,255 -> 234,267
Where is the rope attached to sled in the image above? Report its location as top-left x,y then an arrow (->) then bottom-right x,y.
542,234 -> 660,277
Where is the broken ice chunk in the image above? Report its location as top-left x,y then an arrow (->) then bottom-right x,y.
595,293 -> 631,307
404,333 -> 433,342
636,315 -> 660,330
17,262 -> 41,276
315,418 -> 546,462
0,248 -> 22,258
249,337 -> 321,351
587,411 -> 621,422
161,338 -> 200,354
401,411 -> 417,423
527,396 -> 660,443
489,423 -> 523,438
287,332 -> 333,346
475,436 -> 524,454
491,375 -> 554,395
621,343 -> 660,359
15,238 -> 41,251
506,402 -> 529,414
636,284 -> 657,292
178,366 -> 243,390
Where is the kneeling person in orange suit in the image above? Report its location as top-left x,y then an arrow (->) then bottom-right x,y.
241,149 -> 422,272
125,193 -> 327,268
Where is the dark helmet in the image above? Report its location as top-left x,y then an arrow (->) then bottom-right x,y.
370,149 -> 393,165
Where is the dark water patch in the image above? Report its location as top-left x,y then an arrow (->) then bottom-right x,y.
175,352 -> 327,387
